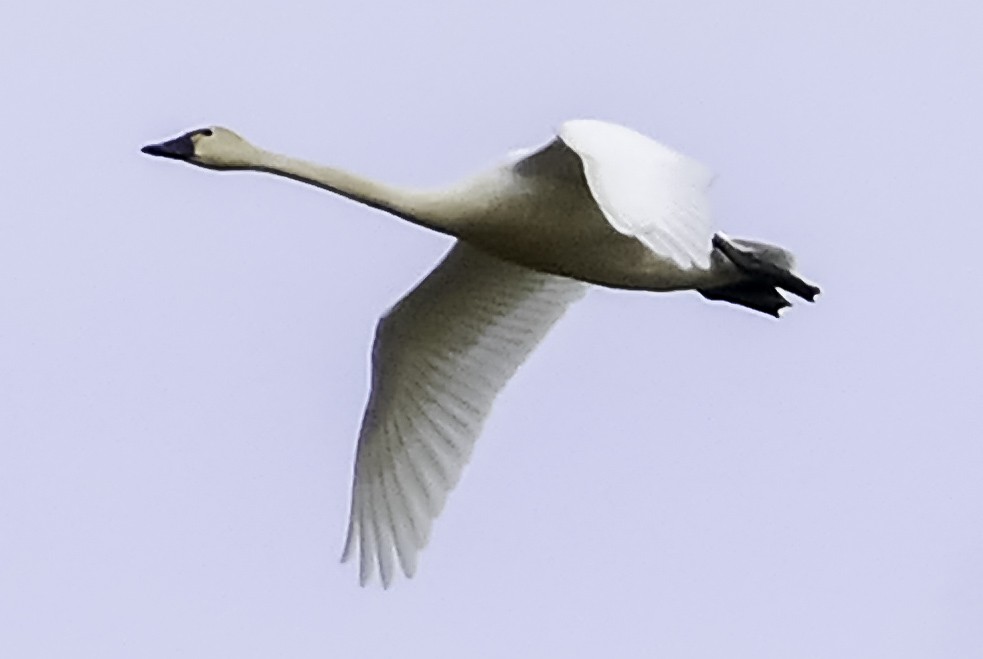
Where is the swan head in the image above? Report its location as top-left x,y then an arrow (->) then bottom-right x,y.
141,127 -> 258,170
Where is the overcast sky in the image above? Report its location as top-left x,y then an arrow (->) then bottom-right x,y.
2,1 -> 981,657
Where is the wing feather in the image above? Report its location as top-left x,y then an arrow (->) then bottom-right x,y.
342,242 -> 587,586
559,119 -> 716,270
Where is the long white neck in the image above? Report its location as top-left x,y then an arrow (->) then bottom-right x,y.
249,150 -> 459,235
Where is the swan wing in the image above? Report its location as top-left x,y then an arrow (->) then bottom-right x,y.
341,243 -> 587,587
510,136 -> 585,182
559,119 -> 716,270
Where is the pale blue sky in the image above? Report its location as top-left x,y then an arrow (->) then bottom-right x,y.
2,1 -> 981,657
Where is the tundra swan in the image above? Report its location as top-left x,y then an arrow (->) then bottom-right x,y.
143,120 -> 820,587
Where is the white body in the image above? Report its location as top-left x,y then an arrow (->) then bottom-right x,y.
143,119 -> 799,587
419,121 -> 729,290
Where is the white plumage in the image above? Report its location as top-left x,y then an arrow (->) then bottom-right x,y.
560,120 -> 716,270
143,119 -> 818,587
341,244 -> 586,585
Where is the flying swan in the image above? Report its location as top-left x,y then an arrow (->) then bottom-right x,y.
143,119 -> 820,587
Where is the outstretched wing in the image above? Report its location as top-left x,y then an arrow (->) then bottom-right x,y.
559,119 -> 716,270
341,243 -> 587,587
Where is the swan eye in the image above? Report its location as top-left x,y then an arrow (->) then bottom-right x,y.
200,129 -> 213,137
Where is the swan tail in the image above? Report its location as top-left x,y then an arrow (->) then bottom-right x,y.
699,233 -> 820,317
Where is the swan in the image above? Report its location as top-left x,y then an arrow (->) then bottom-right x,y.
142,119 -> 820,587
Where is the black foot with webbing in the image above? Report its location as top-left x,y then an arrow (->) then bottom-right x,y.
699,234 -> 821,317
